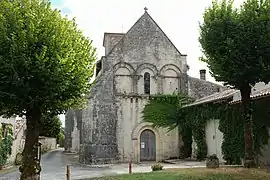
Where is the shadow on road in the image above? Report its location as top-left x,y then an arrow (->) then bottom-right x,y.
0,148 -> 109,180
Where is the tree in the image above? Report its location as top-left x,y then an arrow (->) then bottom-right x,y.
199,0 -> 270,167
0,0 -> 96,179
57,127 -> 65,147
40,114 -> 61,138
142,93 -> 193,158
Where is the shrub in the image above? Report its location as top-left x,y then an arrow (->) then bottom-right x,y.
206,154 -> 219,168
151,163 -> 163,171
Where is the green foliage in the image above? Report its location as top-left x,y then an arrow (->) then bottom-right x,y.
0,0 -> 97,117
40,114 -> 61,138
219,105 -> 245,164
142,93 -> 194,159
199,0 -> 270,88
180,126 -> 192,158
0,0 -> 96,177
151,163 -> 163,171
0,125 -> 13,167
184,101 -> 270,165
143,92 -> 270,163
199,0 -> 270,166
142,95 -> 178,131
143,93 -> 193,131
57,127 -> 65,147
142,93 -> 196,159
182,104 -> 213,161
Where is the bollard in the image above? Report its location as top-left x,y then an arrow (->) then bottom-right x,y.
128,161 -> 132,174
66,164 -> 70,180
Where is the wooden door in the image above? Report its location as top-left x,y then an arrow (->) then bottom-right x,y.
140,130 -> 156,161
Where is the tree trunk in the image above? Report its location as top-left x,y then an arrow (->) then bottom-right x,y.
19,108 -> 42,180
240,87 -> 256,168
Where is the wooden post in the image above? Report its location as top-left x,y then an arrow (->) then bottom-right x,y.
66,164 -> 70,180
128,160 -> 132,174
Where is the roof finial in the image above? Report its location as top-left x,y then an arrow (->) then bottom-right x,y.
144,7 -> 148,12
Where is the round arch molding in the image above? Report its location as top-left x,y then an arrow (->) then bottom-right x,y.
159,64 -> 182,77
135,63 -> 158,76
113,62 -> 135,74
131,122 -> 162,162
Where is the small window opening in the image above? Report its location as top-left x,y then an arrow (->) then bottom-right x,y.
144,72 -> 150,94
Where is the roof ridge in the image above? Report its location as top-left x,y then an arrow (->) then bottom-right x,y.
188,76 -> 224,87
105,10 -> 187,57
104,12 -> 148,57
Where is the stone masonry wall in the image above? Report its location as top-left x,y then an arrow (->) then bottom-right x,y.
116,97 -> 179,162
64,109 -> 82,153
80,55 -> 119,164
78,11 -> 225,164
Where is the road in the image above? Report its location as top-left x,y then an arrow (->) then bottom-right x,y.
0,148 -> 110,180
0,149 -> 206,180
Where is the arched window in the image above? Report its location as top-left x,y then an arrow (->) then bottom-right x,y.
144,72 -> 150,94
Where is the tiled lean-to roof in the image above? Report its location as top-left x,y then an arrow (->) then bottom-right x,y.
185,89 -> 238,107
186,83 -> 270,107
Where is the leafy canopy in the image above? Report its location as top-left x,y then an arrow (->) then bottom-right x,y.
40,114 -> 62,138
0,0 -> 96,117
199,0 -> 270,88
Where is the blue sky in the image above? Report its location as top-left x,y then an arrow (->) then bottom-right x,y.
50,0 -> 245,125
50,0 -> 64,7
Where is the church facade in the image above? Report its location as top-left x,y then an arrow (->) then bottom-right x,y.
65,9 -> 225,164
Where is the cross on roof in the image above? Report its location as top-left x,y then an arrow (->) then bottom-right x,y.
144,7 -> 148,12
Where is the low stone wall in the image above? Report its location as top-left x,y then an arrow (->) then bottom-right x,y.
39,136 -> 57,153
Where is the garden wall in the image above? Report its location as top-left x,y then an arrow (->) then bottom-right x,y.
39,136 -> 57,153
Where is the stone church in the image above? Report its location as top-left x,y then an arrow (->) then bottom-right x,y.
65,9 -> 225,164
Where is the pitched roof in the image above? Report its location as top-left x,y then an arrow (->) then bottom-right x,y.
106,10 -> 187,57
185,89 -> 238,107
188,76 -> 227,100
186,83 -> 270,107
230,85 -> 270,104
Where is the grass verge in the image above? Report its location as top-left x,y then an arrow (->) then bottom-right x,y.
86,168 -> 270,180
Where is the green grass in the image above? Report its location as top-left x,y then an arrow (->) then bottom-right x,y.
88,168 -> 270,180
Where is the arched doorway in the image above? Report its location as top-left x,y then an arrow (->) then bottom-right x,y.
140,129 -> 156,161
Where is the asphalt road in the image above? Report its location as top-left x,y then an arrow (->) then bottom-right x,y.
0,149 -> 207,180
0,149 -> 109,180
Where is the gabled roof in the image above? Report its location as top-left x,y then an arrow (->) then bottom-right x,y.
106,9 -> 187,57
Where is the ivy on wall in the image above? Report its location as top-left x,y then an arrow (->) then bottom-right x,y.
142,93 -> 194,159
142,93 -> 270,164
0,124 -> 13,168
182,100 -> 270,164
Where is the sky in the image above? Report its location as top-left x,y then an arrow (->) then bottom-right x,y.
50,0 -> 245,124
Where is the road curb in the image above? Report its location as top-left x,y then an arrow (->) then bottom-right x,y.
0,166 -> 18,175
